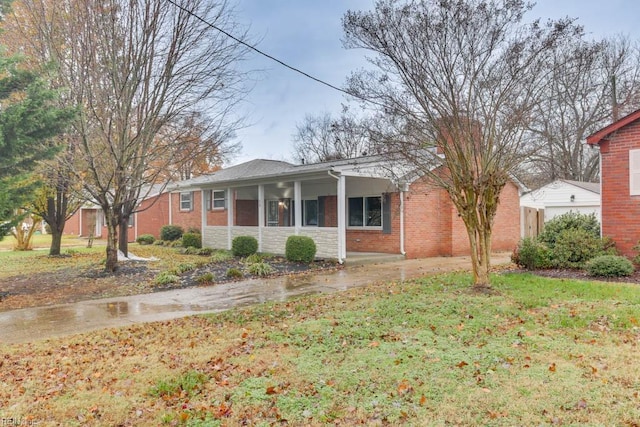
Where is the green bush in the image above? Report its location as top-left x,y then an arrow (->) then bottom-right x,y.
210,250 -> 233,263
244,253 -> 263,265
197,247 -> 213,256
232,236 -> 258,257
160,225 -> 184,241
586,255 -> 634,277
136,234 -> 155,245
173,263 -> 196,274
538,212 -> 600,249
196,272 -> 215,284
552,228 -> 612,268
182,232 -> 202,249
155,272 -> 180,286
226,267 -> 243,279
247,261 -> 274,276
285,235 -> 317,263
168,238 -> 183,248
511,237 -> 552,270
187,227 -> 201,235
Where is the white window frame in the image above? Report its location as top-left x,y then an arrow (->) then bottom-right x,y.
180,192 -> 193,211
347,195 -> 383,229
212,190 -> 226,210
630,149 -> 640,195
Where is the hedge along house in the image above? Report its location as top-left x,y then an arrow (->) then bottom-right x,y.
170,155 -> 521,262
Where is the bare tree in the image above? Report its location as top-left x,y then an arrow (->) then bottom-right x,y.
343,0 -> 581,287
10,0 -> 249,271
523,36 -> 640,186
292,106 -> 375,163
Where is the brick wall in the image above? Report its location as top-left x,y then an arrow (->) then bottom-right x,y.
171,190 -> 202,231
599,120 -> 640,257
136,193 -> 170,239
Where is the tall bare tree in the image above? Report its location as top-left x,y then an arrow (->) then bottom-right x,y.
523,36 -> 640,186
343,0 -> 581,287
292,106 -> 375,163
9,0 -> 249,271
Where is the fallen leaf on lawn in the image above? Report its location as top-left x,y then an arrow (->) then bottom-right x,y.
575,399 -> 587,410
456,361 -> 468,368
419,395 -> 427,406
397,379 -> 413,395
549,363 -> 556,372
369,341 -> 380,348
266,386 -> 278,395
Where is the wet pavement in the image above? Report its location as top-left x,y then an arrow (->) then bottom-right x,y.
0,254 -> 512,345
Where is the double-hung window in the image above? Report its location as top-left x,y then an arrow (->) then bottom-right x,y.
348,196 -> 382,227
212,190 -> 226,209
180,192 -> 193,211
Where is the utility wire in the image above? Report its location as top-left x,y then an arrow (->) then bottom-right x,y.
165,0 -> 381,107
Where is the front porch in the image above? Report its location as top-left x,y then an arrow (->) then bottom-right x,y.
198,172 -> 404,261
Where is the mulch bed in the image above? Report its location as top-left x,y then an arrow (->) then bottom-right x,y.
0,257 -> 342,312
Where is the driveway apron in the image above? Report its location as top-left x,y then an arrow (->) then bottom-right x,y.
0,254 -> 511,344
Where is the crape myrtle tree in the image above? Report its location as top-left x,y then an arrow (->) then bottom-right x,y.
343,0 -> 582,287
11,0 -> 249,271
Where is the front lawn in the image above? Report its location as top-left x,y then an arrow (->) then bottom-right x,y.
1,272 -> 639,425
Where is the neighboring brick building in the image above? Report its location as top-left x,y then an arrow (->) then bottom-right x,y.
587,109 -> 640,257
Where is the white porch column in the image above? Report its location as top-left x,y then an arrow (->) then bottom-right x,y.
294,180 -> 302,234
168,193 -> 173,224
337,174 -> 347,261
258,184 -> 265,252
78,208 -> 83,237
226,188 -> 233,250
201,190 -> 207,228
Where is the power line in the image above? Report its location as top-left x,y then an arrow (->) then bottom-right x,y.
165,0 -> 378,106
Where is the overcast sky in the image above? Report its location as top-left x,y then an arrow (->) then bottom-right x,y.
228,0 -> 640,166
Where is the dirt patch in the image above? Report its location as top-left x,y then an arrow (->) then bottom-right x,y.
0,257 -> 340,312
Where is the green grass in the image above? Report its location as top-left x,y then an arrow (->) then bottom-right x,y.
2,271 -> 639,425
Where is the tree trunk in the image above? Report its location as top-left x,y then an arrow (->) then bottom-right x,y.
49,228 -> 63,256
467,226 -> 491,288
105,220 -> 119,272
118,220 -> 129,258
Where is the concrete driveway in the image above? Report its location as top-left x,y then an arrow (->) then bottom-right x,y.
0,254 -> 512,345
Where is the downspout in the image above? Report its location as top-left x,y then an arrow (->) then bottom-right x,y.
399,184 -> 406,256
327,170 -> 344,264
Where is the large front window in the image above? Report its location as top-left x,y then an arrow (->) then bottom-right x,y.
348,196 -> 382,227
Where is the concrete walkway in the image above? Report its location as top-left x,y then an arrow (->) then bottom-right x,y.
0,254 -> 512,345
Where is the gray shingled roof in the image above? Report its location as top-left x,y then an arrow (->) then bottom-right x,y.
560,179 -> 600,194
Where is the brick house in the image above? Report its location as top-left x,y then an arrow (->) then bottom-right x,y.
170,155 -> 522,261
587,108 -> 640,257
65,185 -> 170,242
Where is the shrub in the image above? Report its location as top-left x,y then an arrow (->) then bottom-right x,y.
210,250 -> 233,263
153,239 -> 165,246
182,232 -> 202,249
155,272 -> 180,286
538,212 -> 600,248
511,237 -> 552,270
232,236 -> 258,257
174,263 -> 196,274
187,227 -> 201,235
160,225 -> 184,241
168,238 -> 183,248
552,228 -> 612,268
285,235 -> 317,263
244,253 -> 263,265
196,272 -> 215,284
197,247 -> 214,256
226,267 -> 243,279
136,234 -> 155,245
586,255 -> 634,277
247,261 -> 274,276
